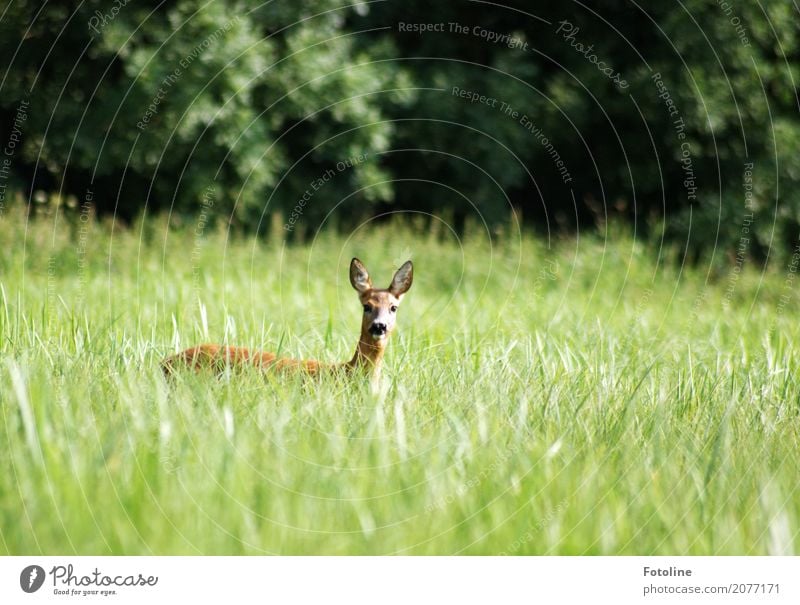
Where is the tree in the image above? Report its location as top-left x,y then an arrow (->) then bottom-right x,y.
2,0 -> 799,262
0,0 -> 408,234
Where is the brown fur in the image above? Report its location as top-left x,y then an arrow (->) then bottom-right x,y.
161,344 -> 328,376
161,258 -> 412,378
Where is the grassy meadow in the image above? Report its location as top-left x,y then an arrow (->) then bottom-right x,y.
0,208 -> 798,555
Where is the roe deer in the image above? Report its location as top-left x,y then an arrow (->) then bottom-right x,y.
161,258 -> 413,378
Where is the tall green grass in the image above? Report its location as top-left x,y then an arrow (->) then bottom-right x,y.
0,208 -> 798,554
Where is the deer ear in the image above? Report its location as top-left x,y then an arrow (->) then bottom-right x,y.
350,258 -> 372,293
389,260 -> 413,297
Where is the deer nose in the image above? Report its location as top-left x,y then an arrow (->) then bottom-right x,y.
370,322 -> 387,335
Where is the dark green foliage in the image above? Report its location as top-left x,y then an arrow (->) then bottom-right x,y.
1,1 -> 798,260
0,0 -> 404,232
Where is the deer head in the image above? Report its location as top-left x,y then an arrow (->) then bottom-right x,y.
349,258 -> 413,356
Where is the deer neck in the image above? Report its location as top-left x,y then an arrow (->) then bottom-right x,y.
347,325 -> 387,372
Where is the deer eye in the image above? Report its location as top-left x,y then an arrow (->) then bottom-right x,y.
390,305 -> 398,313
363,304 -> 372,313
